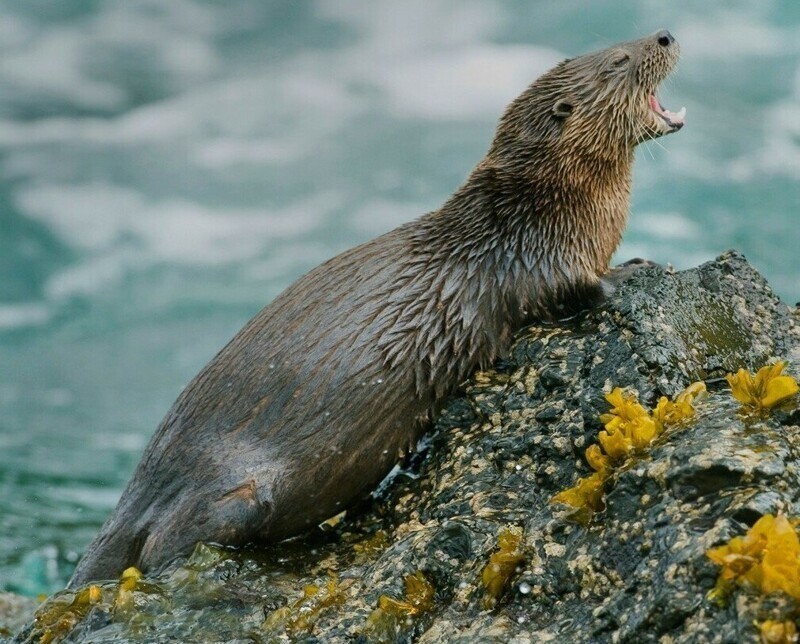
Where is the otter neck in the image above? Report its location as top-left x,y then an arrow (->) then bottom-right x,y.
429,149 -> 633,285
398,151 -> 633,398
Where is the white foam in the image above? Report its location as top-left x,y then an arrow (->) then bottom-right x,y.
315,0 -> 502,51
0,70 -> 361,159
0,0 -> 558,160
15,182 -> 342,297
375,44 -> 562,120
0,0 -> 221,112
0,11 -> 34,49
0,302 -> 51,330
0,28 -> 125,110
632,212 -> 701,240
677,12 -> 798,60
193,138 -> 304,168
316,0 -> 563,120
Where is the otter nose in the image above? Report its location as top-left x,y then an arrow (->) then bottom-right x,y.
656,30 -> 675,47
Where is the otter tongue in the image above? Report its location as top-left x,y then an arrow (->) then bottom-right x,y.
649,94 -> 686,125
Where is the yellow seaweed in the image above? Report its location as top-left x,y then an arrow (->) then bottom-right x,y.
481,527 -> 526,609
653,381 -> 707,428
759,619 -> 798,644
35,583 -> 109,644
707,514 -> 800,603
551,472 -> 607,514
353,530 -> 390,558
263,576 -> 344,636
727,362 -> 799,411
363,571 -> 435,641
552,382 -> 705,517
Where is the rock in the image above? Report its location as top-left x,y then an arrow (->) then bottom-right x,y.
0,593 -> 38,641
10,251 -> 800,643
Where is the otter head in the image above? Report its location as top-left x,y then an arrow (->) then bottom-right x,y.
549,29 -> 684,148
492,30 -> 685,166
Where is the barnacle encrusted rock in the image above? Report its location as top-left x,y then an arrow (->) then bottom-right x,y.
8,251 -> 800,643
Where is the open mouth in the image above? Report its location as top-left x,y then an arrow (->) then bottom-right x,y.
649,94 -> 686,131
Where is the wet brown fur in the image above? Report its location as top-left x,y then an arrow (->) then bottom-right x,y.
70,31 -> 682,585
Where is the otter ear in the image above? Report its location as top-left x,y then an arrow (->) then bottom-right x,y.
552,98 -> 574,119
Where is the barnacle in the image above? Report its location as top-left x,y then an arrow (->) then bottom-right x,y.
707,514 -> 800,603
481,527 -> 526,609
552,382 -> 705,516
727,361 -> 799,411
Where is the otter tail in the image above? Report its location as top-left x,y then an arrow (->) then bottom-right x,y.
69,476 -> 273,587
67,513 -> 149,588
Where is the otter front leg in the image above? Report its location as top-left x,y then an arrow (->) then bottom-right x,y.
550,280 -> 608,320
550,258 -> 664,320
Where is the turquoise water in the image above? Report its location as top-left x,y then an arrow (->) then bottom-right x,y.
0,1 -> 798,595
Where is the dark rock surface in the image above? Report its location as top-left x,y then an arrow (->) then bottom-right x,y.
6,251 -> 800,643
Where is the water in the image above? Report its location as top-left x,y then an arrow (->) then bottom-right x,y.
0,0 -> 798,595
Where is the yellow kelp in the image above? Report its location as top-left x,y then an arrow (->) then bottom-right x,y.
363,571 -> 435,641
481,527 -> 526,609
552,382 -> 706,515
759,619 -> 798,644
263,576 -> 344,636
727,362 -> 799,411
707,514 -> 800,603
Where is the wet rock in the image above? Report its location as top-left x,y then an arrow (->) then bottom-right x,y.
10,251 -> 800,643
0,594 -> 37,641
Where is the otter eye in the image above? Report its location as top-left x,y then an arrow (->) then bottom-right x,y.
552,100 -> 573,118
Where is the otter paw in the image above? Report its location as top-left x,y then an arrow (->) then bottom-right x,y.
617,257 -> 662,269
602,258 -> 663,290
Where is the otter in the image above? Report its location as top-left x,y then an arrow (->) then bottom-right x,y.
69,30 -> 685,586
